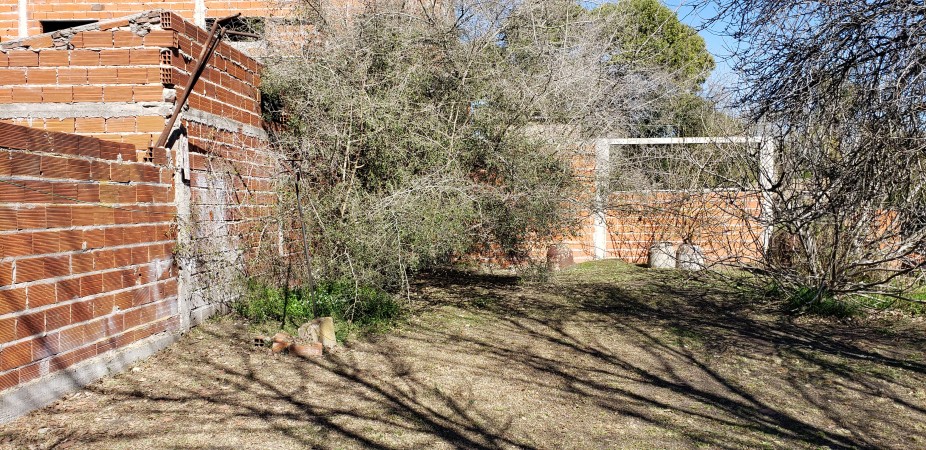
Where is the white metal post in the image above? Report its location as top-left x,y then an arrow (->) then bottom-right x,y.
593,139 -> 610,260
759,139 -> 777,253
194,0 -> 207,28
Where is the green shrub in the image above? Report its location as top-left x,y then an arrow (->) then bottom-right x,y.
775,281 -> 926,318
313,281 -> 403,333
235,279 -> 404,340
784,286 -> 860,318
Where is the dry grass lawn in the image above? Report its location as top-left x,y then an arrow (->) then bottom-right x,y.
1,260 -> 925,449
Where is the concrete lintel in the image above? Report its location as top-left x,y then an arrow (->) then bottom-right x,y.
0,330 -> 179,424
598,136 -> 765,146
181,109 -> 268,140
0,103 -> 171,120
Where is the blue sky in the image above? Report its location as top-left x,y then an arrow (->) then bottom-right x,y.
661,0 -> 738,86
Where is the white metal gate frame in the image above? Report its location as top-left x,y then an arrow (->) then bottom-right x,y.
591,137 -> 776,260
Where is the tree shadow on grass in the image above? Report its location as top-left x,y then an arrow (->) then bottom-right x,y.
413,267 -> 926,449
2,265 -> 925,449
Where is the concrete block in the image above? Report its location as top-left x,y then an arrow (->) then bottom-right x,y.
648,242 -> 676,269
315,317 -> 336,349
676,244 -> 705,271
297,321 -> 319,343
546,243 -> 575,270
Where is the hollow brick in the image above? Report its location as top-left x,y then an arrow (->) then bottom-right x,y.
74,117 -> 105,133
134,85 -> 163,102
15,311 -> 44,339
72,86 -> 103,102
99,49 -> 130,65
26,68 -> 56,84
69,50 -> 100,66
7,51 -> 38,67
143,30 -> 177,48
38,51 -> 69,67
42,87 -> 73,103
129,48 -> 160,65
102,85 -> 133,102
0,340 -> 32,371
77,31 -> 114,48
44,118 -> 75,134
112,31 -> 143,48
0,288 -> 26,316
10,87 -> 41,102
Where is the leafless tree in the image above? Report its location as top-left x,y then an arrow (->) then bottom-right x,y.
692,0 -> 926,308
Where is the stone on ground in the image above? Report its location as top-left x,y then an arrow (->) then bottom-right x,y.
648,242 -> 677,269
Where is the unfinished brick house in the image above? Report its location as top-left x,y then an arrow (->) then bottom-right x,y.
1,0 -> 280,41
0,11 -> 280,421
0,0 -> 377,57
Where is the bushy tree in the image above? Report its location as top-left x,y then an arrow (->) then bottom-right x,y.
597,0 -> 714,87
595,0 -> 719,137
260,0 -> 667,292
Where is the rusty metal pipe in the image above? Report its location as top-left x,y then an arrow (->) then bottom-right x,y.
154,12 -> 242,150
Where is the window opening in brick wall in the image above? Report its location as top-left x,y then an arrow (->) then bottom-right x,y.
206,16 -> 263,41
40,20 -> 98,33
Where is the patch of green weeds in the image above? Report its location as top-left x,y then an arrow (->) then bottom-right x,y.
784,286 -> 860,318
518,262 -> 554,284
666,325 -> 705,346
834,285 -> 926,316
235,279 -> 404,341
469,296 -> 497,309
773,280 -> 926,317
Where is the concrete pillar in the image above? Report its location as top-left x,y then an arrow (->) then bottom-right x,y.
194,0 -> 207,28
17,0 -> 27,38
171,134 -> 195,331
759,140 -> 777,254
593,139 -> 610,260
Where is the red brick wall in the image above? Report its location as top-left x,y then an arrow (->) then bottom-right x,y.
0,11 -> 281,392
0,11 -> 264,148
0,13 -> 172,151
563,150 -> 765,266
161,10 -> 279,318
0,123 -> 178,391
467,147 -> 765,269
601,191 -> 763,264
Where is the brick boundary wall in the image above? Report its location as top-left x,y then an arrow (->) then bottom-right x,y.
562,145 -> 765,266
0,11 -> 282,422
466,149 -> 764,269
562,190 -> 764,265
0,123 -> 179,420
